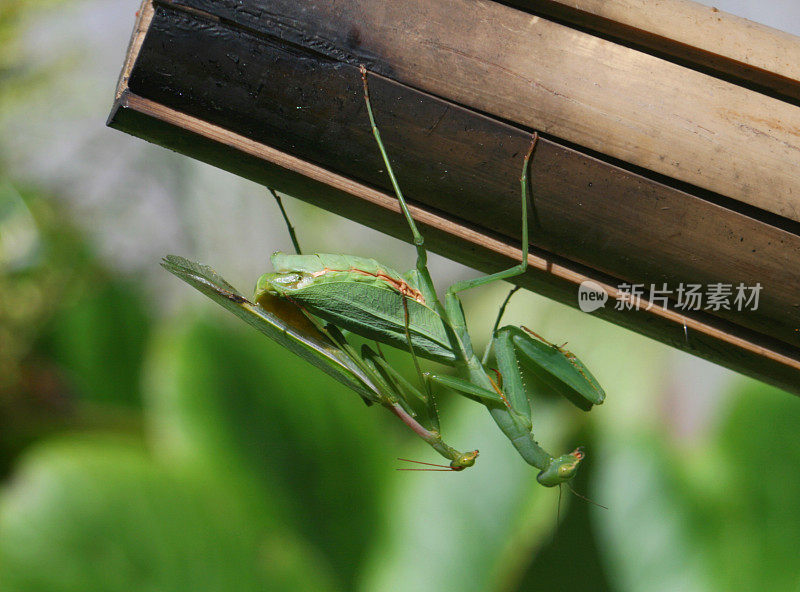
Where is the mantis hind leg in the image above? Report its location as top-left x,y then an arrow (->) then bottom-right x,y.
361,67 -> 539,298
442,134 -> 537,341
360,65 -> 465,359
446,134 -> 538,299
481,285 -> 521,365
360,66 -> 430,274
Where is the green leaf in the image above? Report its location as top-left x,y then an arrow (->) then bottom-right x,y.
596,377 -> 800,592
694,381 -> 800,590
162,255 -> 380,402
263,253 -> 456,363
0,436 -> 338,592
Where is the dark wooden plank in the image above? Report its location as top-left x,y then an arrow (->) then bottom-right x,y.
127,4 -> 800,350
160,0 -> 800,225
108,90 -> 800,396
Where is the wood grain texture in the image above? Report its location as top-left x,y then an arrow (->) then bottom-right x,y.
108,89 -> 800,395
114,0 -> 155,100
504,0 -> 800,102
165,0 -> 800,224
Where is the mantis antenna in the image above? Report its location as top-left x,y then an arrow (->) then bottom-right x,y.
396,458 -> 470,472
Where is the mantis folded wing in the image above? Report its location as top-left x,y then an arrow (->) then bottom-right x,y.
258,252 -> 456,363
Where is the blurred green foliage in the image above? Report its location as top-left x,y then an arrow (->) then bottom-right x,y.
2,2 -> 800,590
4,170 -> 800,590
0,436 -> 338,592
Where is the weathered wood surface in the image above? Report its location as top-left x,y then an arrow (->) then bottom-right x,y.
165,0 -> 800,224
109,0 -> 800,394
504,0 -> 800,103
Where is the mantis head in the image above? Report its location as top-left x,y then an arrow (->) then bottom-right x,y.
450,450 -> 479,471
536,447 -> 584,486
254,252 -> 327,301
255,271 -> 303,301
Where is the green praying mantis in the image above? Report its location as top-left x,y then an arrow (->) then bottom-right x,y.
163,65 -> 604,486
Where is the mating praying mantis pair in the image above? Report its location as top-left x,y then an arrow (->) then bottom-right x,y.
163,66 -> 605,487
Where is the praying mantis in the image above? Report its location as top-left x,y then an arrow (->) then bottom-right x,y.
163,65 -> 604,486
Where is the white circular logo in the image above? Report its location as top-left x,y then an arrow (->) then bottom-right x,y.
578,280 -> 608,313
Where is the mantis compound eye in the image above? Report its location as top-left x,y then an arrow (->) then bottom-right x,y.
272,272 -> 304,288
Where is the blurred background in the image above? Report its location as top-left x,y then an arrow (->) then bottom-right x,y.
1,1 -> 800,590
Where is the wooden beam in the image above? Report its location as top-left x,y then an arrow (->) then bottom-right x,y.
114,0 -> 154,101
125,3 -> 800,349
165,0 -> 800,224
504,0 -> 800,103
109,89 -> 800,395
107,0 -> 800,395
